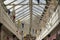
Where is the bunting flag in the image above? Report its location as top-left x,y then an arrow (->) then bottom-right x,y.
58,0 -> 60,5
22,23 -> 24,28
35,30 -> 37,34
7,9 -> 9,14
7,36 -> 9,40
32,29 -> 34,34
20,31 -> 23,35
37,0 -> 40,4
17,20 -> 21,27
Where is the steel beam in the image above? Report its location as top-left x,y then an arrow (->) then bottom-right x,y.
9,3 -> 45,10
7,4 -> 46,6
29,0 -> 33,34
7,2 -> 46,10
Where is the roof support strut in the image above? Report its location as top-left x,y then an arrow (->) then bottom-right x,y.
29,0 -> 33,34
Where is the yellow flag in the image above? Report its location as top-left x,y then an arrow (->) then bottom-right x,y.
17,20 -> 21,27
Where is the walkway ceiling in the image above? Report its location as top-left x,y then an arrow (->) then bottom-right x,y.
4,0 -> 46,22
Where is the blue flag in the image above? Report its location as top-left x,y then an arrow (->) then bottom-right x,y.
22,23 -> 24,28
37,0 -> 40,4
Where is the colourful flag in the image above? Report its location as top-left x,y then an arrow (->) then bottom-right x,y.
17,20 -> 21,27
37,0 -> 40,4
22,23 -> 24,28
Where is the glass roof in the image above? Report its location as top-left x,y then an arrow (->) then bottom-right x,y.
4,0 -> 46,21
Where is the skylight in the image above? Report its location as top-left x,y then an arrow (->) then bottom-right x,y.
4,0 -> 46,21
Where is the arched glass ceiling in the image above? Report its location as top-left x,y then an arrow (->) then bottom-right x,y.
4,0 -> 46,21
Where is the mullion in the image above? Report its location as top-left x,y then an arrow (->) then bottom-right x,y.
15,5 -> 25,11
16,8 -> 29,17
33,10 -> 41,16
33,11 -> 40,16
33,2 -> 46,5
8,0 -> 27,9
17,14 -> 29,20
16,6 -> 28,13
6,0 -> 17,6
33,13 -> 39,18
15,0 -> 27,5
20,15 -> 30,21
33,6 -> 43,12
16,11 -> 29,19
34,5 -> 44,10
33,9 -> 41,14
20,14 -> 29,20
